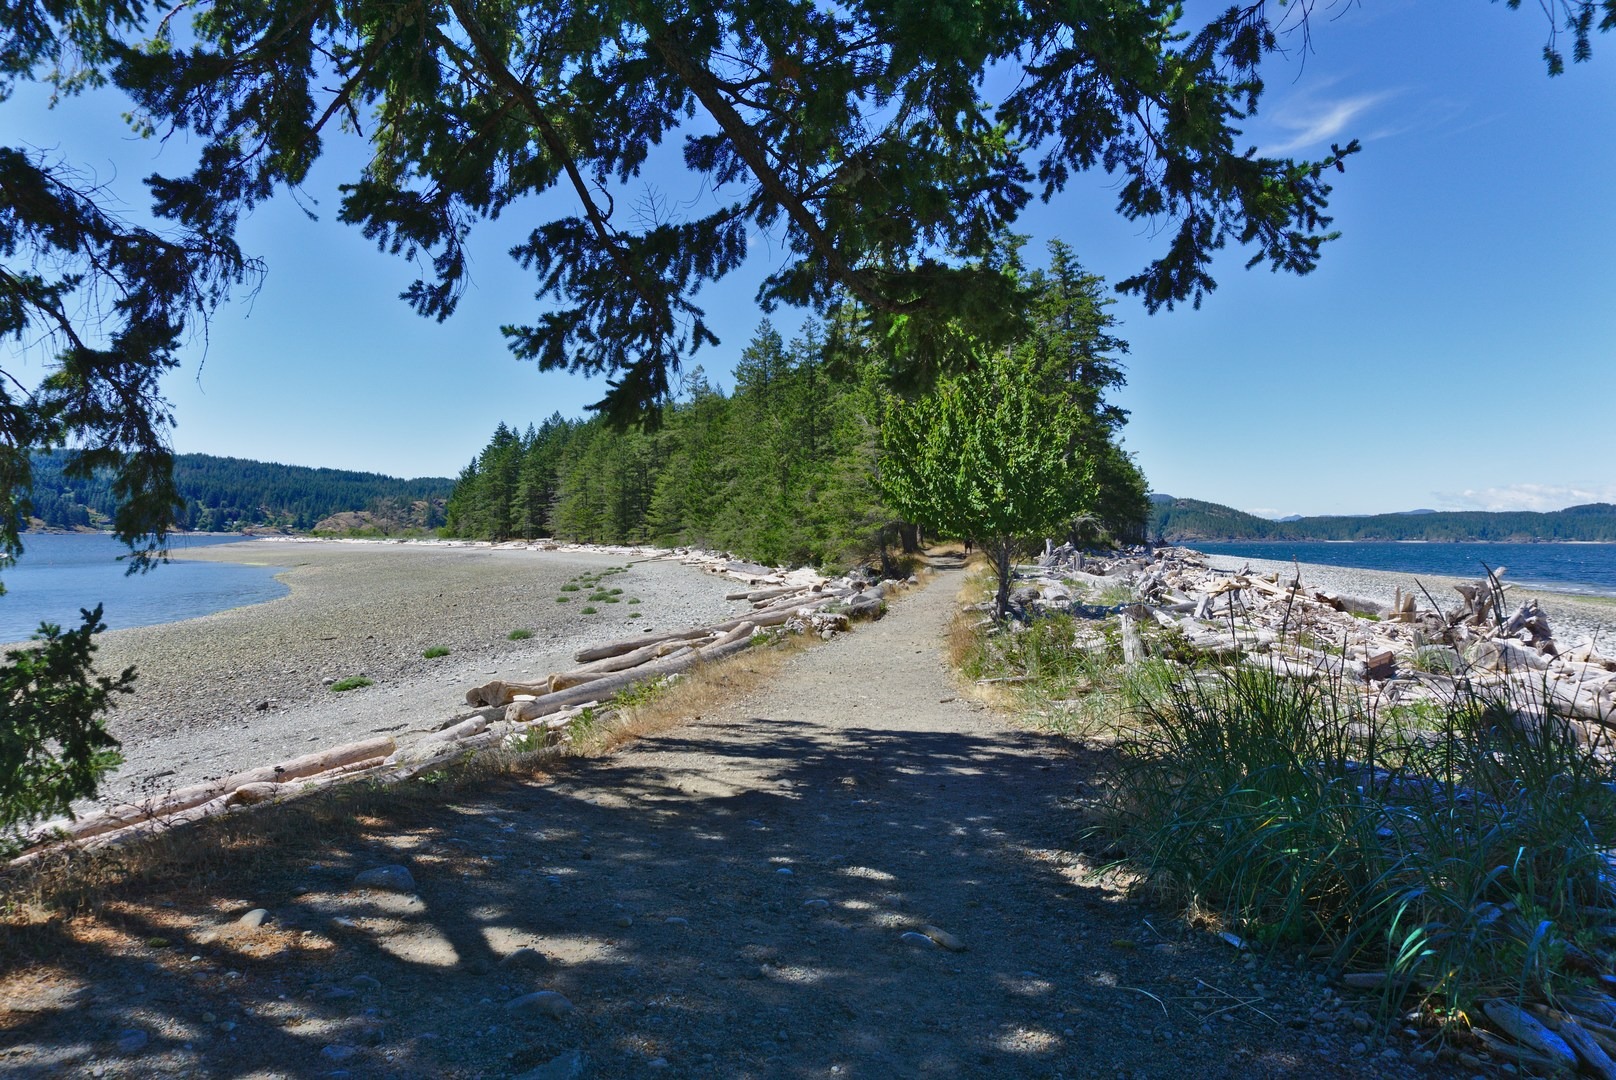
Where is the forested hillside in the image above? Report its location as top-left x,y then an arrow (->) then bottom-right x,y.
446,248 -> 1152,569
28,452 -> 454,533
1151,496 -> 1616,542
445,323 -> 908,570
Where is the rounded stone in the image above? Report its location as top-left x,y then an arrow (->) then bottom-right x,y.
500,947 -> 550,970
354,865 -> 417,893
505,990 -> 574,1018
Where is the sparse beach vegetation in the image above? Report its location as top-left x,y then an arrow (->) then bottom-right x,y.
953,554 -> 1616,1031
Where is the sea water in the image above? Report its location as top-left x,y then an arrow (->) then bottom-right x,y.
1193,541 -> 1616,598
0,533 -> 289,644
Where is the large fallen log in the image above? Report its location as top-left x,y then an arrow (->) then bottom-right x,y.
506,632 -> 760,724
573,626 -> 715,663
31,735 -> 398,846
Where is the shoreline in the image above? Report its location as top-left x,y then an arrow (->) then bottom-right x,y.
1196,550 -> 1616,649
83,539 -> 750,809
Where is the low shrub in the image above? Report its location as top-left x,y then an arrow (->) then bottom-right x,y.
329,676 -> 373,692
508,629 -> 533,641
581,606 -> 598,615
421,646 -> 450,659
0,606 -> 131,847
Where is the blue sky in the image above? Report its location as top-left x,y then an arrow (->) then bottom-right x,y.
4,2 -> 1612,518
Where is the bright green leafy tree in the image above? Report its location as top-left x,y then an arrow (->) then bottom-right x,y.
882,348 -> 1101,621
881,241 -> 1147,618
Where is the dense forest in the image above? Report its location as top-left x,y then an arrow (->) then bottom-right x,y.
443,326 -> 891,569
27,452 -> 455,533
1151,496 -> 1616,543
445,248 -> 1152,569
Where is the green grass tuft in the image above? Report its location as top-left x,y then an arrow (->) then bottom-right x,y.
580,606 -> 598,615
1097,666 -> 1616,1013
508,629 -> 533,640
329,676 -> 373,692
421,646 -> 450,659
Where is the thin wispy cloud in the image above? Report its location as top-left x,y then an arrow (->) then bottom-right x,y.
1260,87 -> 1396,155
1437,484 -> 1616,513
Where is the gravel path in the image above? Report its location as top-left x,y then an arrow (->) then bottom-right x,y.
88,540 -> 750,807
0,560 -> 1471,1077
1200,551 -> 1616,651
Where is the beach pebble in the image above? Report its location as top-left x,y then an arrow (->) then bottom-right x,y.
500,947 -> 550,970
354,865 -> 416,893
237,907 -> 270,928
321,1044 -> 359,1063
506,991 -> 574,1018
512,1048 -> 586,1080
116,1029 -> 149,1053
900,931 -> 937,949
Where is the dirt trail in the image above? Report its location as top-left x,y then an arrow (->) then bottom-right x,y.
1,561 -> 1464,1078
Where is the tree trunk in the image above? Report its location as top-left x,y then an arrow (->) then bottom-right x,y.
877,525 -> 897,579
898,521 -> 921,554
988,537 -> 1014,621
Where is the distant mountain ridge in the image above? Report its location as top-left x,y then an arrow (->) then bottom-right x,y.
1151,496 -> 1616,543
28,452 -> 455,534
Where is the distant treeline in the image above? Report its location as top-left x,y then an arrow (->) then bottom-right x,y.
444,312 -> 1150,569
1151,496 -> 1616,543
444,322 -> 897,569
28,452 -> 455,533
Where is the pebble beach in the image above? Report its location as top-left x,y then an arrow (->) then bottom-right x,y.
87,540 -> 750,808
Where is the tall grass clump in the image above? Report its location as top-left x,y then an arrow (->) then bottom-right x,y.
1100,665 -> 1616,1012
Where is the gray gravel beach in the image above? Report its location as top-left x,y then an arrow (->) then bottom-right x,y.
86,540 -> 749,808
1199,551 -> 1616,651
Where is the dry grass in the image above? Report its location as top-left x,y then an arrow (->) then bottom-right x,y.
570,633 -> 818,756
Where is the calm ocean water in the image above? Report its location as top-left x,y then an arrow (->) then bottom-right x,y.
1193,541 -> 1616,598
0,533 -> 288,644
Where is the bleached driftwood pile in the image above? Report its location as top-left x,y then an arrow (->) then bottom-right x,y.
1010,545 -> 1615,740
8,546 -> 905,868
